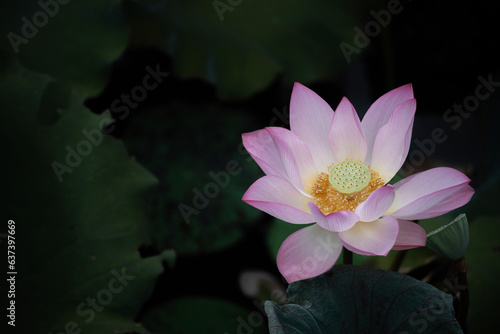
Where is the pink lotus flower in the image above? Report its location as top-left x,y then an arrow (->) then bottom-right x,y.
242,83 -> 474,283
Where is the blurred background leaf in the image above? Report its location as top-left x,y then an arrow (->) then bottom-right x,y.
140,296 -> 267,334
121,102 -> 264,255
124,0 -> 365,99
1,55 -> 168,333
0,0 -> 128,95
465,215 -> 500,332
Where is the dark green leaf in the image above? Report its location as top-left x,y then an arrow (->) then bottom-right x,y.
265,265 -> 462,334
0,0 -> 128,95
426,214 -> 469,260
122,102 -> 263,255
1,54 -> 168,333
140,297 -> 268,334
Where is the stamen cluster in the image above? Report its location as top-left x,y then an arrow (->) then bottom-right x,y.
312,161 -> 385,215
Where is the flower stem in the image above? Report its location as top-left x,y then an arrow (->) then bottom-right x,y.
389,250 -> 407,272
454,257 -> 469,333
343,248 -> 353,265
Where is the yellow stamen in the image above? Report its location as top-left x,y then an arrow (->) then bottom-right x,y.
312,161 -> 385,215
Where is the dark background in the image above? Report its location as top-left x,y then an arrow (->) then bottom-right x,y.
1,0 -> 499,333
